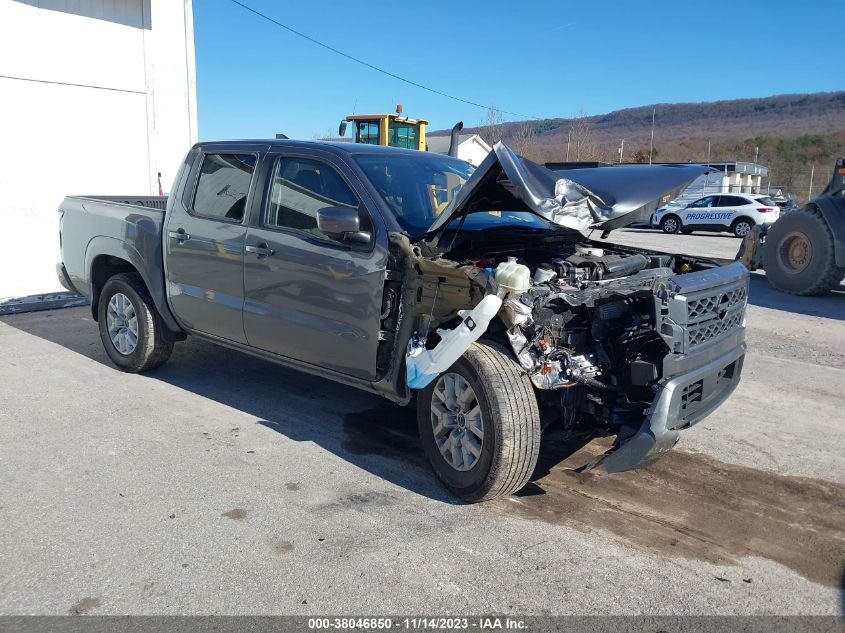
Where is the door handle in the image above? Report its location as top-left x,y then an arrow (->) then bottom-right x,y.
245,243 -> 274,258
168,229 -> 191,242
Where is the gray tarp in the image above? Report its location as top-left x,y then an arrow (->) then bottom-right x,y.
427,142 -> 712,235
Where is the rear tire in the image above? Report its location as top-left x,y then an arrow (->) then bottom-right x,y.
732,218 -> 754,238
98,273 -> 173,372
417,340 -> 541,503
763,207 -> 845,296
660,215 -> 681,234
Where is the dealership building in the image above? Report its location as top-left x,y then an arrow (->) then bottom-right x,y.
0,0 -> 198,299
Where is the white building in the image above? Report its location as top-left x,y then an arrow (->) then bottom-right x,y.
426,133 -> 492,166
663,162 -> 770,206
0,0 -> 198,299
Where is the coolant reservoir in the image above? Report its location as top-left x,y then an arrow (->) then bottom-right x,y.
495,257 -> 531,293
576,246 -> 604,257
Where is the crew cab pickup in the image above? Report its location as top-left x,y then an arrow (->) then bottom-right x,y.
58,140 -> 749,502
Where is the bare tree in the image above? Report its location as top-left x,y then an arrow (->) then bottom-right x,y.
567,110 -> 600,161
477,107 -> 506,147
509,121 -> 538,158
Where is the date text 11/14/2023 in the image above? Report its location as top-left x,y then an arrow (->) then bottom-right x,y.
307,617 -> 528,630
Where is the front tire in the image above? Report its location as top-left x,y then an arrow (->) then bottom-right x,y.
763,207 -> 845,295
660,215 -> 681,234
417,340 -> 541,503
98,273 -> 173,372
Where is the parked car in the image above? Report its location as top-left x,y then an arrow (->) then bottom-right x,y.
57,141 -> 748,502
768,193 -> 800,214
651,194 -> 780,237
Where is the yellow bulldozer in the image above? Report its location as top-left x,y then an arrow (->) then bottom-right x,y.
338,105 -> 428,150
738,157 -> 845,295
338,105 -> 465,157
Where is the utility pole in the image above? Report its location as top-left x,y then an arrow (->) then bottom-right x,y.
566,129 -> 571,161
754,146 -> 759,164
618,138 -> 625,163
649,107 -> 655,164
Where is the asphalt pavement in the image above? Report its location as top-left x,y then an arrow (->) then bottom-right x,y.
1,228 -> 843,615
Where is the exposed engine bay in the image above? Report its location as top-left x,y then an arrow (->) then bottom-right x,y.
373,228 -> 746,471
366,144 -> 748,474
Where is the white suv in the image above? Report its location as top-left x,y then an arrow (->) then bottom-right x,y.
651,194 -> 780,237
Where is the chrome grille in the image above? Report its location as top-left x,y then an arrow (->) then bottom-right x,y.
686,286 -> 747,324
662,263 -> 749,354
688,310 -> 744,347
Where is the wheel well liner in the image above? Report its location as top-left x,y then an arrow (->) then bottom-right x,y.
90,255 -> 138,321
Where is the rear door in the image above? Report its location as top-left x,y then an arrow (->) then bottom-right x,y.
715,195 -> 750,228
242,149 -> 387,381
164,147 -> 261,343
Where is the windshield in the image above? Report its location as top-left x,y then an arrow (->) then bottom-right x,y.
355,154 -> 474,236
356,153 -> 551,237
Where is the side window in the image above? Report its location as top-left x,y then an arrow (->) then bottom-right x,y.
718,196 -> 741,207
355,121 -> 380,145
267,157 -> 361,238
192,153 -> 257,222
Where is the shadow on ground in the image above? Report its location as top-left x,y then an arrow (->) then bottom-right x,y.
746,273 -> 845,321
0,307 -> 454,504
624,226 -> 741,240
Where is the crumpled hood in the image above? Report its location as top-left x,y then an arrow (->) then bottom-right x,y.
427,142 -> 712,235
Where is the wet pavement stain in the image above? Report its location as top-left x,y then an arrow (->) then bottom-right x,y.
342,406 -> 844,587
221,508 -> 247,521
285,482 -> 300,491
68,597 -> 101,615
273,540 -> 294,555
498,438 -> 845,588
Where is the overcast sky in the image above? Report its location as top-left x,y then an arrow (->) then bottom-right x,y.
194,0 -> 844,141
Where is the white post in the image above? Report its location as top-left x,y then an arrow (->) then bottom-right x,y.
618,138 -> 625,163
808,164 -> 815,199
566,129 -> 571,161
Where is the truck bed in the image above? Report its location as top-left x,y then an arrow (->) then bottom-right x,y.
58,195 -> 169,322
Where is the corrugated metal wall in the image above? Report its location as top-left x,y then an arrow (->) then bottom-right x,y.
0,0 -> 197,299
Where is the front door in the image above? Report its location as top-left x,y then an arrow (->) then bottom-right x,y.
164,149 -> 259,343
681,195 -> 720,227
242,152 -> 387,381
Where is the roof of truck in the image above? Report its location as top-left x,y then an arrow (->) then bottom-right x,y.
193,138 -> 441,159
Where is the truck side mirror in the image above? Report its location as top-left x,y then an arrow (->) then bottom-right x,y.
317,206 -> 370,246
338,120 -> 347,137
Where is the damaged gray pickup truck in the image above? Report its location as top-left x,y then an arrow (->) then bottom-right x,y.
57,140 -> 748,502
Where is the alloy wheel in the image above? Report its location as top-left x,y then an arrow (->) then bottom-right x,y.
106,293 -> 139,355
430,373 -> 484,472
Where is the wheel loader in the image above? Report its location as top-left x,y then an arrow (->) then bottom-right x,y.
737,157 -> 845,295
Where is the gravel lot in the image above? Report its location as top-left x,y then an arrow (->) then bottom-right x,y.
1,228 -> 843,615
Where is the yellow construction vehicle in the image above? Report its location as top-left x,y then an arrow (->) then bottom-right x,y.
338,105 -> 428,151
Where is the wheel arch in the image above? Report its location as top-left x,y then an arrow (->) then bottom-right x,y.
731,215 -> 755,229
86,237 -> 184,339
